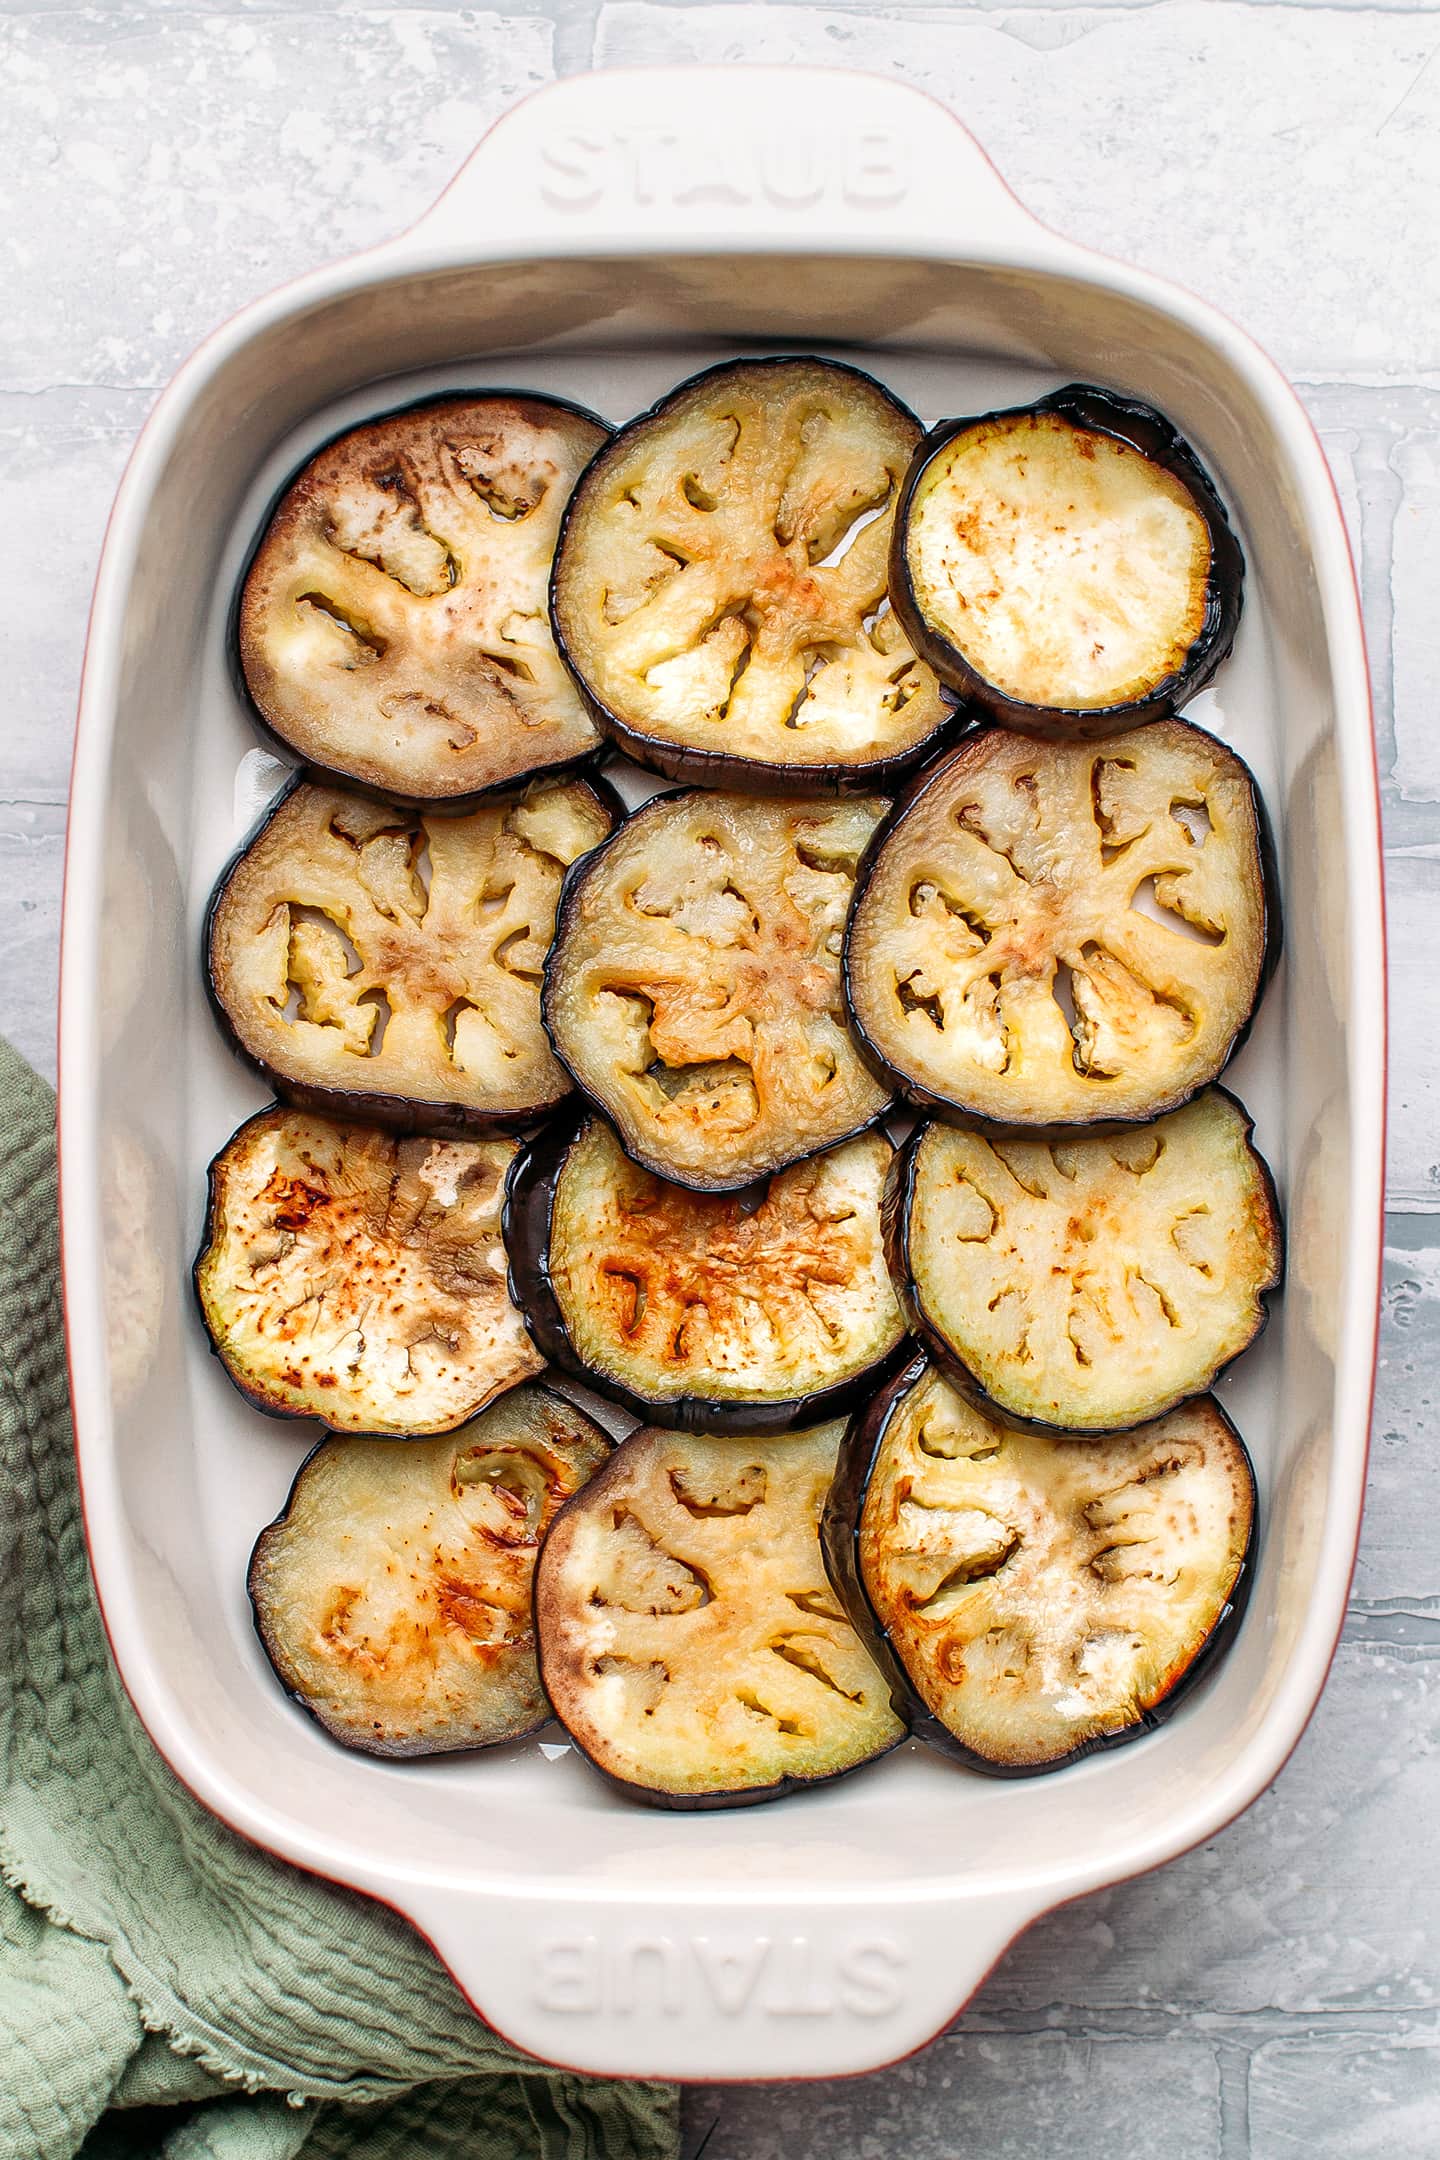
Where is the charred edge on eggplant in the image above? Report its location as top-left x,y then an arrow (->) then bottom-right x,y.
248,1383 -> 613,1758
883,1089 -> 1283,1437
533,1419 -> 906,1807
236,392 -> 613,805
549,356 -> 959,796
540,785 -> 895,1191
822,1359 -> 1255,1775
889,385 -> 1245,741
842,718 -> 1275,1129
205,768 -> 621,1140
503,1111 -> 910,1434
195,1104 -> 543,1436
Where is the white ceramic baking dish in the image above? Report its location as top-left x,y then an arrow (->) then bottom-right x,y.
58,67 -> 1383,2082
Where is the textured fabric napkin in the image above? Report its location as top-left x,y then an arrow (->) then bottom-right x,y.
0,1038 -> 679,2160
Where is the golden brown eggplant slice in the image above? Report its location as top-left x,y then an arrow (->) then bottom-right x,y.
249,1385 -> 612,1757
823,1359 -> 1254,1773
542,787 -> 893,1189
239,394 -> 609,803
207,773 -> 617,1133
551,358 -> 952,792
535,1421 -> 904,1806
888,1093 -> 1281,1433
196,1106 -> 542,1434
844,719 -> 1272,1126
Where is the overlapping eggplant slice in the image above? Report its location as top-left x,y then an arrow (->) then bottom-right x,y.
822,1359 -> 1254,1773
542,787 -> 893,1189
197,1106 -> 542,1434
249,1385 -> 612,1756
844,719 -> 1272,1127
238,394 -> 610,803
535,1421 -> 904,1806
550,358 -> 952,792
891,385 -> 1244,738
888,1092 -> 1281,1434
505,1116 -> 907,1432
207,773 -> 617,1133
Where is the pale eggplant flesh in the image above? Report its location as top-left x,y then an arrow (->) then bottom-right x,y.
843,719 -> 1273,1128
238,393 -> 610,804
249,1384 -> 613,1757
550,357 -> 954,793
504,1114 -> 908,1433
887,1091 -> 1282,1435
206,772 -> 618,1135
196,1105 -> 542,1435
534,1420 -> 905,1807
890,384 -> 1244,739
823,1359 -> 1254,1774
542,787 -> 894,1190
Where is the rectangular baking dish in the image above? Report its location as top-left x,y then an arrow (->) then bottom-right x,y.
58,66 -> 1383,2082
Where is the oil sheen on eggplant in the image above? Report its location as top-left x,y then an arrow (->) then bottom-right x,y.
534,1421 -> 904,1806
196,1106 -> 541,1434
249,1384 -> 612,1757
822,1359 -> 1254,1773
505,1114 -> 907,1432
238,394 -> 609,803
888,1091 -> 1282,1434
550,357 -> 953,792
207,772 -> 616,1134
890,385 -> 1244,739
843,719 -> 1271,1127
542,787 -> 893,1189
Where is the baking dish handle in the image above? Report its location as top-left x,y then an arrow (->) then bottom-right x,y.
396,67 -> 1050,261
404,1880 -> 1037,2081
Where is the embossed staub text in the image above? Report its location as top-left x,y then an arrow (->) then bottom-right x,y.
533,1933 -> 907,2019
537,130 -> 910,214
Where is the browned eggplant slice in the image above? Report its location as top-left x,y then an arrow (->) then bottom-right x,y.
542,787 -> 893,1189
238,394 -> 610,803
823,1359 -> 1254,1773
844,719 -> 1272,1127
890,385 -> 1244,738
196,1106 -> 542,1435
550,358 -> 953,792
888,1092 -> 1282,1434
249,1385 -> 612,1756
207,772 -> 618,1134
505,1115 -> 908,1432
534,1421 -> 904,1806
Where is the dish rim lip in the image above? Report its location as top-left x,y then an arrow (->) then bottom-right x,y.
52,64 -> 1386,2079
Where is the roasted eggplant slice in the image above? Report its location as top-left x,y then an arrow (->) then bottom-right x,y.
542,788 -> 893,1189
888,1092 -> 1282,1434
238,395 -> 609,803
550,358 -> 953,792
534,1421 -> 904,1806
505,1115 -> 907,1432
207,773 -> 617,1134
844,719 -> 1272,1127
196,1106 -> 542,1434
891,385 -> 1244,738
249,1385 -> 611,1756
822,1359 -> 1254,1773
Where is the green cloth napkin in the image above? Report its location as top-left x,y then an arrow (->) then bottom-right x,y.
0,1039 -> 679,2160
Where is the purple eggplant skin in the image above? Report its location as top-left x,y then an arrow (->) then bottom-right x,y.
840,721 -> 1283,1129
820,1357 -> 1257,1779
547,354 -> 967,798
879,1091 -> 1286,1443
537,1723 -> 905,1813
227,387 -> 616,816
502,1109 -> 915,1437
202,766 -> 628,1140
888,384 -> 1246,742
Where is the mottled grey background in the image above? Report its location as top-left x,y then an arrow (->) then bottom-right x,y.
2,2 -> 1434,2151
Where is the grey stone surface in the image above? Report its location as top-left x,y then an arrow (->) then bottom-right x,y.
2,3 -> 1436,2153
